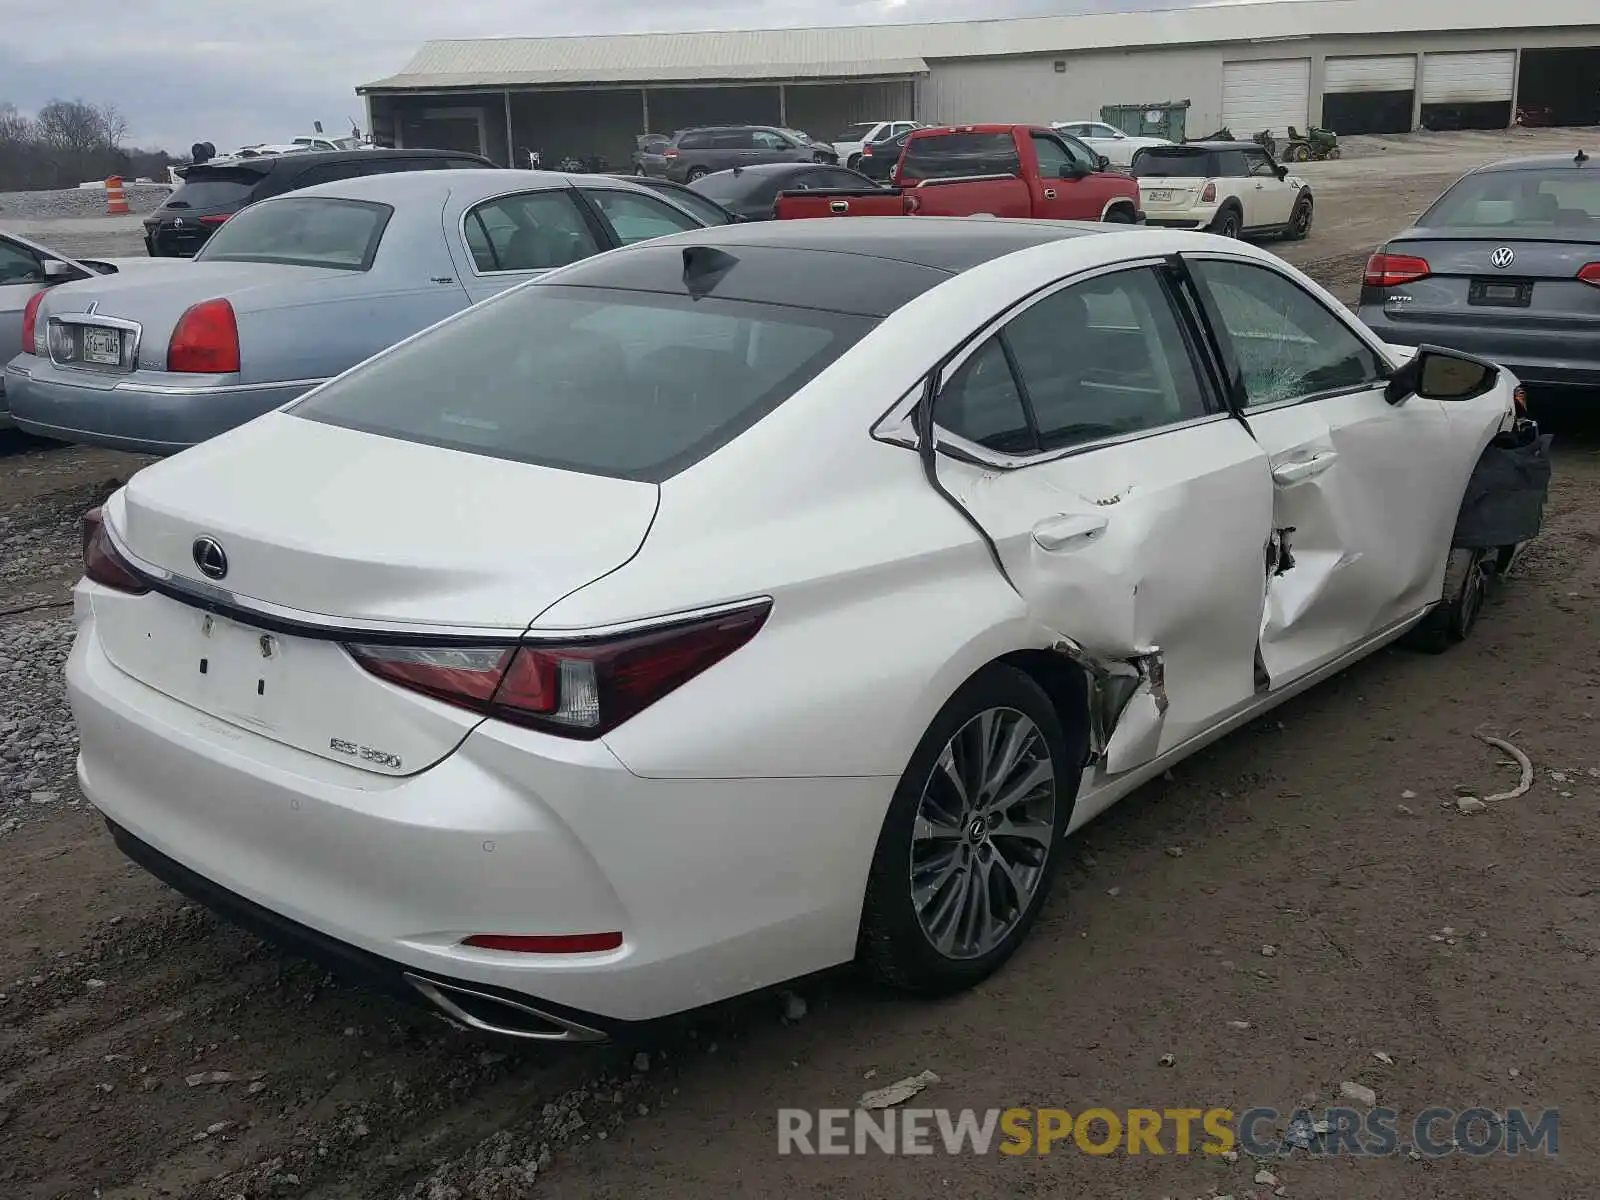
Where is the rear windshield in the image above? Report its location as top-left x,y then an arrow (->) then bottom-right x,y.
899,132 -> 1021,182
1132,149 -> 1216,178
1421,169 -> 1600,231
290,284 -> 872,482
165,168 -> 263,210
688,171 -> 770,203
195,197 -> 392,270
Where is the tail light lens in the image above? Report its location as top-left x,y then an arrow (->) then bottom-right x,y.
1578,263 -> 1600,287
862,144 -> 874,157
1200,181 -> 1217,203
20,291 -> 45,355
81,508 -> 150,595
1364,252 -> 1431,288
346,601 -> 771,739
167,297 -> 240,373
198,214 -> 230,226
664,149 -> 679,159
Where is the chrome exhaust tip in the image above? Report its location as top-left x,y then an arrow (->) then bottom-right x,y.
403,973 -> 608,1043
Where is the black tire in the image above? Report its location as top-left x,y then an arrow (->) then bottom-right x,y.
1406,546 -> 1495,654
1211,205 -> 1242,239
859,664 -> 1080,996
1286,194 -> 1313,241
1102,205 -> 1136,224
685,166 -> 709,182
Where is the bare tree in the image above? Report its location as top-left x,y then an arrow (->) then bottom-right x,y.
0,96 -> 172,190
98,102 -> 129,151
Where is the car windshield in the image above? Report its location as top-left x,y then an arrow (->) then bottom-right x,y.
290,284 -> 873,483
835,123 -> 878,141
165,168 -> 262,209
196,197 -> 392,270
1132,149 -> 1215,178
1421,169 -> 1600,231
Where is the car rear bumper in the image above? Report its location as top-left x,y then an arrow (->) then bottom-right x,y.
1143,216 -> 1208,230
7,354 -> 323,454
67,599 -> 883,1026
1357,309 -> 1600,389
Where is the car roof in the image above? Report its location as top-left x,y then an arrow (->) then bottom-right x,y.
281,168 -> 656,205
540,216 -> 1108,317
185,147 -> 489,178
706,163 -> 837,178
1470,153 -> 1596,173
1145,142 -> 1242,152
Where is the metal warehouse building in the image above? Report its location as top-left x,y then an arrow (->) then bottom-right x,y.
357,0 -> 1599,169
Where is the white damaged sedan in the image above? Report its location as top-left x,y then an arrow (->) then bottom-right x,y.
67,217 -> 1548,1041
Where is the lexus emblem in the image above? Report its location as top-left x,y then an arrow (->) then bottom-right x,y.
192,536 -> 228,580
1490,246 -> 1515,269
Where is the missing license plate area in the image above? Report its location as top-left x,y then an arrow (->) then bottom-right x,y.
1469,278 -> 1533,308
81,327 -> 123,365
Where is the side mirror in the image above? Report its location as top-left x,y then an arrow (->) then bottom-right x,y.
1059,162 -> 1088,180
1275,165 -> 1288,180
43,259 -> 77,281
1385,346 -> 1499,405
1096,154 -> 1111,171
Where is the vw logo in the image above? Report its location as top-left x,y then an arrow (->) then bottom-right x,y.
1490,246 -> 1515,269
192,536 -> 228,580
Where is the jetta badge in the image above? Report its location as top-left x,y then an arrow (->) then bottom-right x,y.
192,536 -> 228,580
1490,246 -> 1515,269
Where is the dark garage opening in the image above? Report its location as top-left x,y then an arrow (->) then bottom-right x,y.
1517,47 -> 1600,127
1421,100 -> 1511,131
1322,91 -> 1414,134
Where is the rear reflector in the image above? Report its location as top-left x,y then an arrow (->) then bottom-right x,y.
1578,262 -> 1600,287
462,933 -> 623,954
198,214 -> 230,226
81,508 -> 150,595
1364,252 -> 1431,288
346,600 -> 771,739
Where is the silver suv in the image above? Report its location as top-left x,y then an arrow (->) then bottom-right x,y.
664,125 -> 837,183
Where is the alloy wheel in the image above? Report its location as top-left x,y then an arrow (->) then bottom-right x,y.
909,708 -> 1057,961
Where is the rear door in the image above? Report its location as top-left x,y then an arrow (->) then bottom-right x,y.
1185,255 -> 1460,687
924,260 -> 1274,772
451,187 -> 607,304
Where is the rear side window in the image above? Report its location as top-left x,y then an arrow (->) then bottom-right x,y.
581,189 -> 703,244
1422,169 -> 1600,229
1131,150 -> 1216,178
165,168 -> 262,209
463,190 -> 601,272
899,133 -> 1021,182
291,285 -> 873,482
196,197 -> 391,270
677,132 -> 711,150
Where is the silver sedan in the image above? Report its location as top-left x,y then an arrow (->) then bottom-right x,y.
5,170 -> 713,454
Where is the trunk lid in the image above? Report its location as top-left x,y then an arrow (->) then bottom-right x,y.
1136,175 -> 1207,211
94,414 -> 660,774
774,190 -> 910,220
40,262 -> 355,372
1374,230 -> 1600,332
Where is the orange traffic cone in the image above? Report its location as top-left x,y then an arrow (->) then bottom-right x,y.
105,176 -> 129,215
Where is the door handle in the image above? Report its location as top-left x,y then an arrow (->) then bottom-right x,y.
830,200 -> 848,213
1032,512 -> 1109,551
1271,452 -> 1337,486
1043,188 -> 1057,199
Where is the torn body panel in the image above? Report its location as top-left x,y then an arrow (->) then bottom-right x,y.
1244,385 -> 1458,689
936,418 -> 1273,773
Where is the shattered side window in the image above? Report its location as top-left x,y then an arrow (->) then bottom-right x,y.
1195,260 -> 1384,407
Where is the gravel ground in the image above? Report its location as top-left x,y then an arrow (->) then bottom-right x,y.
1,126 -> 1598,1200
0,182 -> 170,222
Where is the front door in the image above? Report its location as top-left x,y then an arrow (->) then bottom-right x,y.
1187,255 -> 1461,687
1240,147 -> 1296,227
929,261 -> 1274,772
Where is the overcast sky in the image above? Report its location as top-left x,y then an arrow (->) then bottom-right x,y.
6,0 -> 1233,152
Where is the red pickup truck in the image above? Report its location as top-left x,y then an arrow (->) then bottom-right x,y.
773,124 -> 1143,224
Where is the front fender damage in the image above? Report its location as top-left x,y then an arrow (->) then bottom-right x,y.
1048,635 -> 1167,774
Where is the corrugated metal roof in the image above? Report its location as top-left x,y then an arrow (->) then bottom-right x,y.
358,0 -> 1595,90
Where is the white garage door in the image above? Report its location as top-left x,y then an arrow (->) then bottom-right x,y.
1420,51 -> 1516,104
1324,55 -> 1417,94
1223,59 -> 1311,138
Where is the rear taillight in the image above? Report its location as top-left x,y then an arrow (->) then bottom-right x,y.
346,601 -> 771,739
167,297 -> 240,373
1578,262 -> 1600,287
81,508 -> 150,595
861,144 -> 874,157
1364,252 -> 1431,288
1200,181 -> 1217,203
664,149 -> 679,159
198,214 -> 230,226
20,291 -> 45,355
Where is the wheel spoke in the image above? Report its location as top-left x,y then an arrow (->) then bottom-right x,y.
991,811 -> 1054,851
981,716 -> 1037,800
984,756 -> 1054,816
